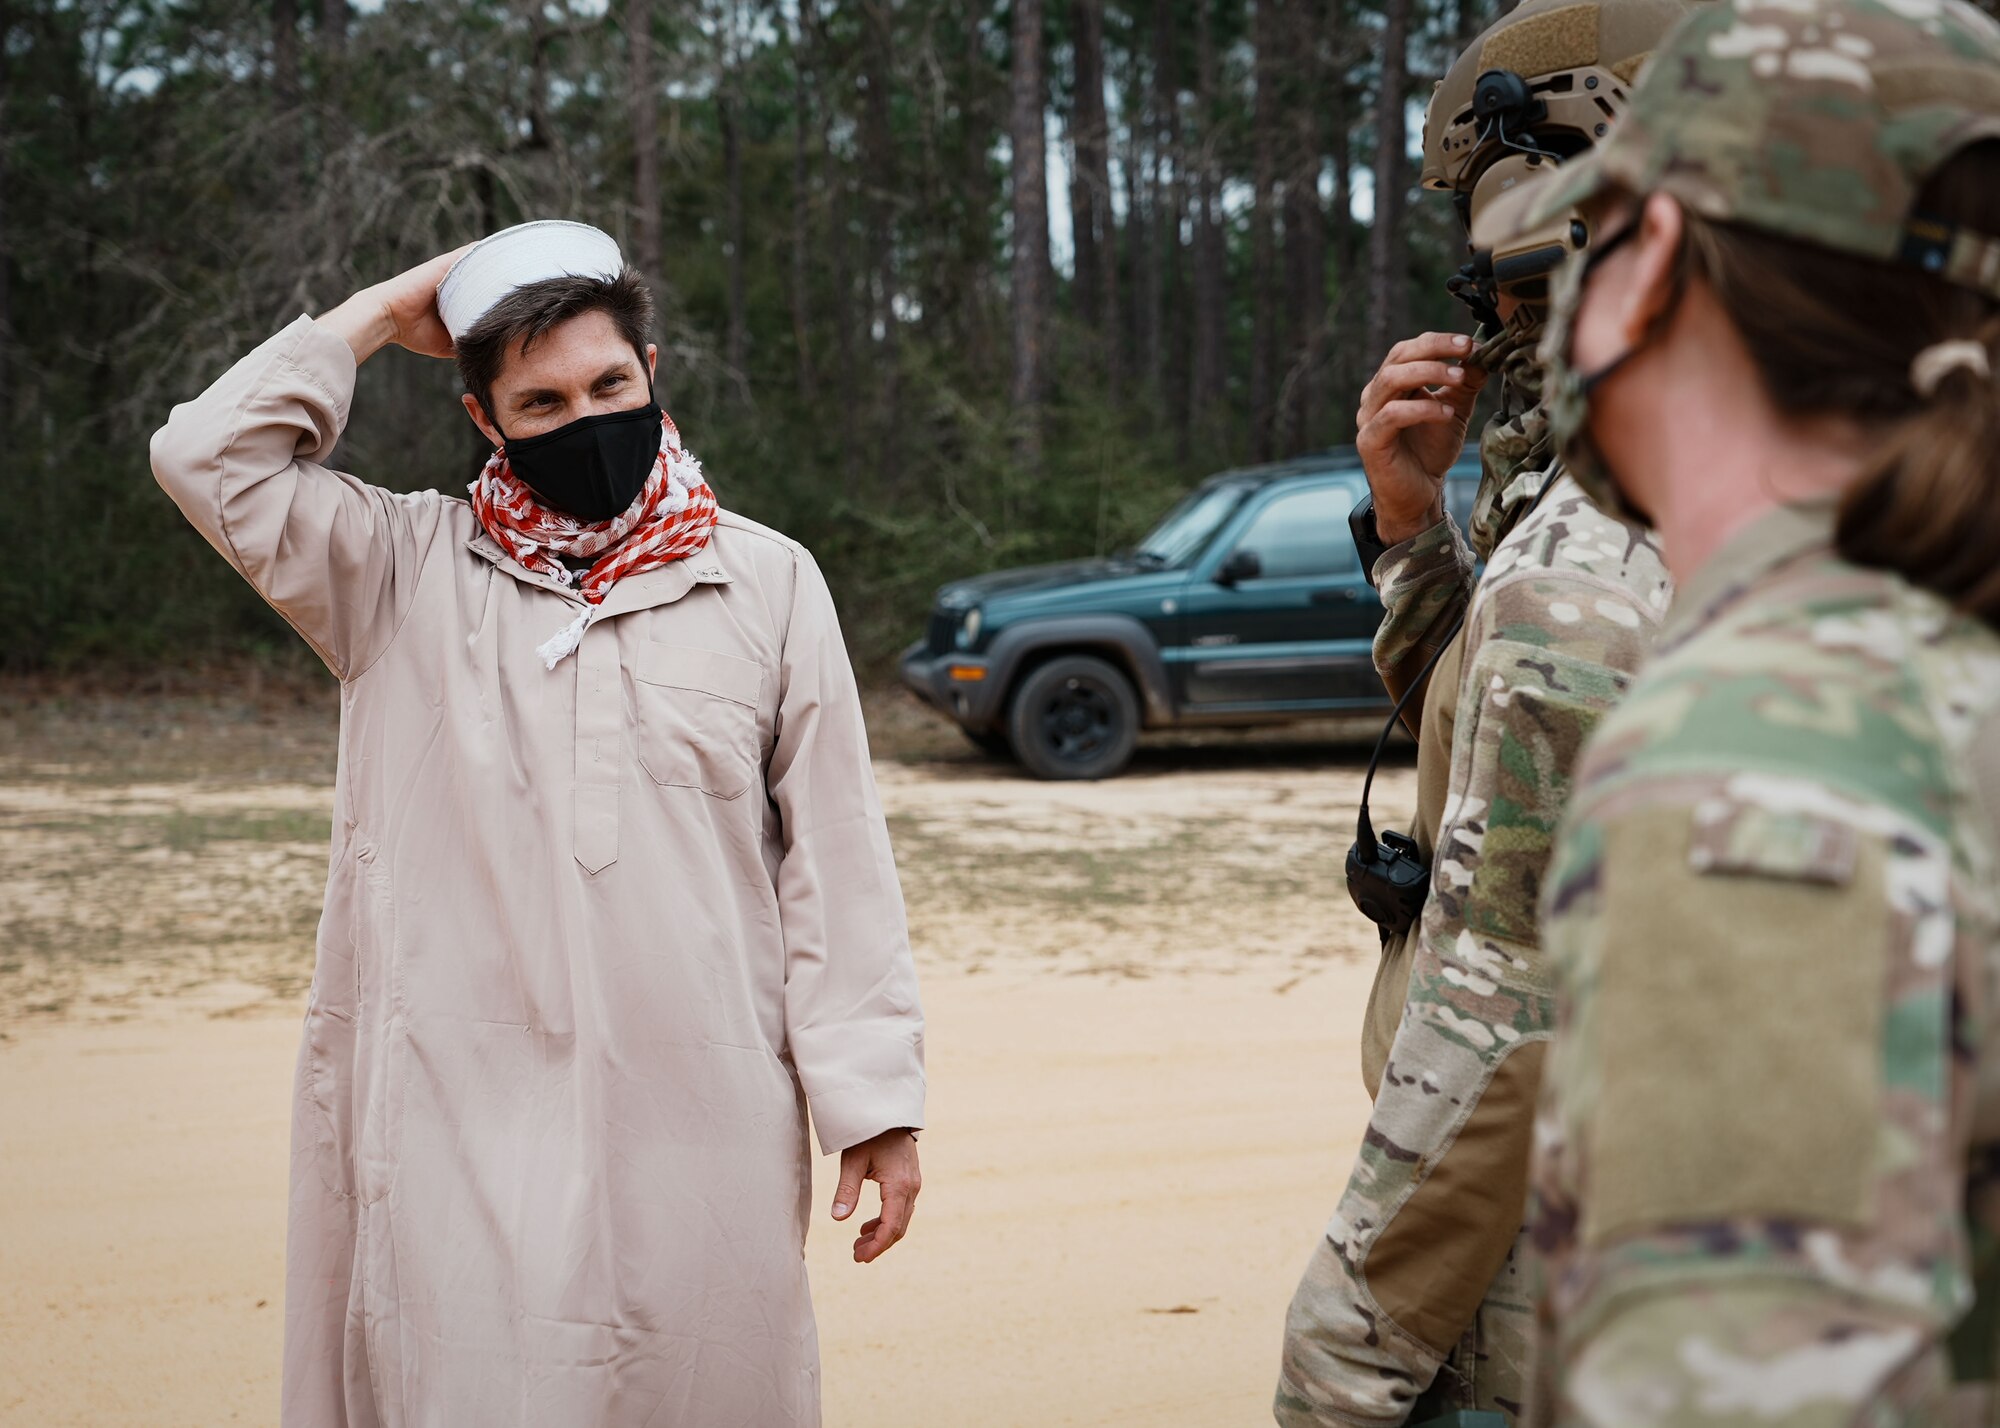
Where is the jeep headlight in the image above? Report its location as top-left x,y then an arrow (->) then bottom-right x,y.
955,607 -> 983,649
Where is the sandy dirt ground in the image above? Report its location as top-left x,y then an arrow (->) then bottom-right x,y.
0,679 -> 1416,1427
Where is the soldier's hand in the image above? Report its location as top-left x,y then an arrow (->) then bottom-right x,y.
1355,332 -> 1488,544
318,244 -> 475,366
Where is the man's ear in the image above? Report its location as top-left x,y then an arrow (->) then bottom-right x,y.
1619,192 -> 1686,349
646,343 -> 658,382
462,392 -> 503,449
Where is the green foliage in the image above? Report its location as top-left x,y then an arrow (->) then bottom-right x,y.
0,0 -> 1471,677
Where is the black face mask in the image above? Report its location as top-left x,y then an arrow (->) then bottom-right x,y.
499,402 -> 662,524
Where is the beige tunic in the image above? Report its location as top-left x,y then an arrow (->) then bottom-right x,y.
150,317 -> 926,1428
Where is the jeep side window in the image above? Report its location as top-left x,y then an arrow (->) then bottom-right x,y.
1225,485 -> 1360,581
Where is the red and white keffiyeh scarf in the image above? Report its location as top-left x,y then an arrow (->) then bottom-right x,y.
469,411 -> 719,668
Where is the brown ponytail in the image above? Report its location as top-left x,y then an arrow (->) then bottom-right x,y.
1675,140 -> 2000,626
1839,307 -> 2000,622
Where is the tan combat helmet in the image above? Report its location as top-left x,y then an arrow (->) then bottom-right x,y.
1421,0 -> 1700,325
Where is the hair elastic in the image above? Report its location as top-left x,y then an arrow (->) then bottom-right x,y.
1910,338 -> 1993,398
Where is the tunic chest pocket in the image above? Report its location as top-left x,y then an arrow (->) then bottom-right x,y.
634,643 -> 763,800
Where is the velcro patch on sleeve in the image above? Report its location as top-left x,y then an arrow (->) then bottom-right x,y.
1583,802 -> 1887,1245
1688,799 -> 1860,886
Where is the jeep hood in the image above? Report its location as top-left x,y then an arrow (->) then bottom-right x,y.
935,557 -> 1157,606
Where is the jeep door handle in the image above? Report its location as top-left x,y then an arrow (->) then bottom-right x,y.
1310,588 -> 1361,604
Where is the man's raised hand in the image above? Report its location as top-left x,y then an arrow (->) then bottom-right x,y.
318,245 -> 475,365
831,1128 -> 920,1265
1355,331 -> 1489,545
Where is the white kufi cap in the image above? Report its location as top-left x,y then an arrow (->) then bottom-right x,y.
435,220 -> 626,341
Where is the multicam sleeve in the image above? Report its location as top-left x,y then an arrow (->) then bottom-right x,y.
1530,752 -> 1986,1426
1279,547 -> 1660,1427
1372,518 -> 1477,736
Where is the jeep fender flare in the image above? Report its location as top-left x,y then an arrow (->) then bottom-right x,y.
974,616 -> 1175,731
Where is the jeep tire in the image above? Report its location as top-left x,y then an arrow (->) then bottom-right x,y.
1006,655 -> 1140,781
962,728 -> 1013,760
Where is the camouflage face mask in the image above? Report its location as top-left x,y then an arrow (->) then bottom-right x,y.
1467,315 -> 1556,560
1537,219 -> 1662,526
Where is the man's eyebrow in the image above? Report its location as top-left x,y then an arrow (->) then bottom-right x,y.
508,361 -> 638,407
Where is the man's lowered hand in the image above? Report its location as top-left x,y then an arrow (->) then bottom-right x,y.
831,1129 -> 920,1264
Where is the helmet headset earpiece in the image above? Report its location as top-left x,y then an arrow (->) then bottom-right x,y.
1444,70 -> 1603,327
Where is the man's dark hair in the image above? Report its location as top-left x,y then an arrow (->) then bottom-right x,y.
454,269 -> 655,416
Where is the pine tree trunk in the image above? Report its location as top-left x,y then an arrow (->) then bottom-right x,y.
320,0 -> 348,119
1332,76 -> 1358,276
857,3 -> 903,484
1138,127 -> 1161,387
316,0 -> 350,252
627,0 -> 664,356
1190,0 -> 1227,425
961,14 -> 1003,375
721,90 -> 749,380
1120,115 -> 1146,382
1322,72 -> 1356,427
528,13 -> 553,150
1009,0 -> 1048,463
789,35 -> 816,401
1249,0 -> 1280,461
804,0 -> 860,490
1154,0 -> 1187,436
1068,123 -> 1096,328
1367,0 -> 1411,366
272,0 -> 300,194
1281,0 -> 1325,453
1455,0 -> 1488,52
1088,10 -> 1120,393
833,171 -> 861,491
1073,0 -> 1119,396
0,0 -> 11,428
1069,0 -> 1102,331
1152,0 -> 1176,406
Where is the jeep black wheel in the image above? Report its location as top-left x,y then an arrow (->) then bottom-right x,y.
1006,655 -> 1140,781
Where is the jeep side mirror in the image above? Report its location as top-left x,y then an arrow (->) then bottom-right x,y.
1217,549 -> 1261,586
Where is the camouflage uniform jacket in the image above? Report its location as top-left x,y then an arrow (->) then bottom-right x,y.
1357,515 -> 1480,1099
1280,476 -> 1671,1427
1358,325 -> 1569,1093
1529,502 -> 2000,1425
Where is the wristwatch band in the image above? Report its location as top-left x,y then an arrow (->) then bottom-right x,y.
1350,491 -> 1393,589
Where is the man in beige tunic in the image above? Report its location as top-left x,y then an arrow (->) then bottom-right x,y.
150,223 -> 925,1427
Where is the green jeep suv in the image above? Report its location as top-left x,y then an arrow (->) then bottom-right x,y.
901,448 -> 1482,779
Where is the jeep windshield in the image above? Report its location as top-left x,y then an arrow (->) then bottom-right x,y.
1132,482 -> 1252,568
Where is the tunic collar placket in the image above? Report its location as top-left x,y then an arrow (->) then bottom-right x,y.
463,533 -> 734,873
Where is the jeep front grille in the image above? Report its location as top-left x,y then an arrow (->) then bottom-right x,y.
926,609 -> 957,657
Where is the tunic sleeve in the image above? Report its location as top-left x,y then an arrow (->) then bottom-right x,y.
148,316 -> 452,680
768,548 -> 927,1155
1531,733 -> 1979,1422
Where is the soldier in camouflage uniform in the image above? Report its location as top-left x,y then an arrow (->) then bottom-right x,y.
1276,2 -> 1690,1422
1472,0 -> 2000,1417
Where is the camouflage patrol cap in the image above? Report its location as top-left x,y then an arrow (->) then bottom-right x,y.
1483,0 -> 2000,298
1421,0 -> 1702,192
